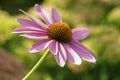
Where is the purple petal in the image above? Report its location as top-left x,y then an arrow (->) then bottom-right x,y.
17,18 -> 44,29
12,27 -> 46,34
59,43 -> 67,61
29,39 -> 53,53
20,33 -> 48,39
35,4 -> 53,25
63,44 -> 81,65
70,39 -> 96,63
48,40 -> 58,55
72,28 -> 89,40
12,27 -> 40,33
19,9 -> 48,29
55,43 -> 67,67
55,52 -> 65,67
51,8 -> 62,22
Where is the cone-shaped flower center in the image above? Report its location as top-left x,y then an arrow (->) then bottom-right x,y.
48,22 -> 72,43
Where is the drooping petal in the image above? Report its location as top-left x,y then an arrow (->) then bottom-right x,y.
51,8 -> 62,22
55,43 -> 67,67
20,33 -> 48,39
29,39 -> 53,53
64,44 -> 81,65
55,52 -> 65,67
17,18 -> 44,29
48,40 -> 58,55
70,39 -> 96,63
19,9 -> 48,29
72,28 -> 89,40
59,43 -> 67,61
35,4 -> 53,25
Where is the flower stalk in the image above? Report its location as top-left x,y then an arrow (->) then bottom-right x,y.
23,49 -> 49,80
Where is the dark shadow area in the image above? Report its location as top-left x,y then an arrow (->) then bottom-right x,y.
0,0 -> 43,15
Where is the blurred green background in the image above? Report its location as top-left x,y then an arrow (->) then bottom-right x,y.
0,0 -> 120,80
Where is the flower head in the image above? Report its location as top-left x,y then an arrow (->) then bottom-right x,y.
12,4 -> 96,67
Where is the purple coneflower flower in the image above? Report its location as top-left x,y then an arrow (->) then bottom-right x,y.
12,4 -> 96,67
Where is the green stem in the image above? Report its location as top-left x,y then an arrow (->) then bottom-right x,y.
23,49 -> 49,80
